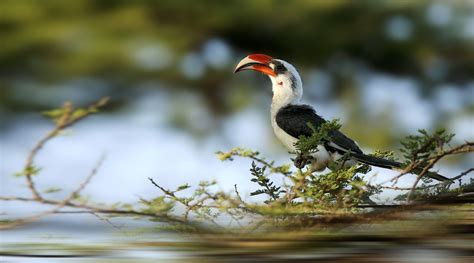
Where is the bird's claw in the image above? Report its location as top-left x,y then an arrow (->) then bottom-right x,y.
294,154 -> 312,169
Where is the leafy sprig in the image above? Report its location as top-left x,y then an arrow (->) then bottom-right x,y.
1,99 -> 473,232
294,120 -> 342,154
249,162 -> 285,202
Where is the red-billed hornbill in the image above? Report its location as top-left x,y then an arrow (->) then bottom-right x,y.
234,54 -> 448,181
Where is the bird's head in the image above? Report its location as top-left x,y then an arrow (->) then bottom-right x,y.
234,54 -> 303,106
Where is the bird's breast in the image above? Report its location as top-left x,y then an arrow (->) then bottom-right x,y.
270,112 -> 336,171
271,117 -> 298,151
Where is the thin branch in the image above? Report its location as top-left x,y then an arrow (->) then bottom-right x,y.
1,155 -> 105,229
21,97 -> 109,201
385,141 -> 473,186
378,185 -> 413,191
69,155 -> 105,199
406,174 -> 424,202
91,212 -> 124,231
449,168 -> 474,182
148,177 -> 177,198
2,155 -> 188,229
407,165 -> 473,203
406,153 -> 441,202
247,155 -> 278,173
374,168 -> 473,192
234,184 -> 244,204
0,196 -> 185,226
222,149 -> 291,177
0,98 -> 190,229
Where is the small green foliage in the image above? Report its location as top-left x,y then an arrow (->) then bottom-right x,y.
400,129 -> 454,166
142,196 -> 175,214
216,147 -> 261,161
42,108 -> 66,121
42,97 -> 109,126
7,99 -> 472,234
121,203 -> 134,210
216,147 -> 292,177
176,184 -> 191,192
286,166 -> 373,209
15,165 -> 41,177
371,150 -> 396,161
249,162 -> 284,202
71,108 -> 90,120
295,120 -> 341,154
43,187 -> 61,194
394,181 -> 457,202
72,194 -> 90,204
213,119 -> 380,212
272,164 -> 291,176
0,219 -> 15,225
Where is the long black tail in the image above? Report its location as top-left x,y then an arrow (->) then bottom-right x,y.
351,153 -> 450,181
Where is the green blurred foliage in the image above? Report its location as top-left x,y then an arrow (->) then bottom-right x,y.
2,0 -> 473,86
1,0 -> 473,150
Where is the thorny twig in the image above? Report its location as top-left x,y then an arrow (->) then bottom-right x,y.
22,97 -> 109,201
1,98 -> 188,229
148,178 -> 258,225
218,148 -> 291,177
375,167 -> 472,192
148,177 -> 178,199
91,212 -> 124,231
383,142 -> 473,186
148,177 -> 215,222
406,142 -> 473,202
0,156 -> 105,229
0,195 -> 186,225
2,97 -> 473,231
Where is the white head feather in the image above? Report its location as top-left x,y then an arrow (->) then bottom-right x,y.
268,59 -> 303,110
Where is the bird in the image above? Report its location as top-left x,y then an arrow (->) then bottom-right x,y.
234,54 -> 448,181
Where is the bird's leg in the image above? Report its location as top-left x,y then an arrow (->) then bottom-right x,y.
293,153 -> 313,169
337,152 -> 352,169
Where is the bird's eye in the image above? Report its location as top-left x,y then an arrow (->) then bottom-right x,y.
275,64 -> 286,72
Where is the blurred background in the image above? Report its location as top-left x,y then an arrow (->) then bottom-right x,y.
1,0 -> 473,229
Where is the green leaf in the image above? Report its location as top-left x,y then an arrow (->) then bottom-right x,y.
14,165 -> 41,177
176,184 -> 190,192
71,109 -> 88,120
42,108 -> 65,119
43,187 -> 61,194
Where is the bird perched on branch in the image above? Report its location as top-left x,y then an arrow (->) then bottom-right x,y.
234,54 -> 448,181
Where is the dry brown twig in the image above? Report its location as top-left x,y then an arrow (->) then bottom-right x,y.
375,167 -> 473,192
406,142 -> 473,202
0,156 -> 105,229
1,98 -> 110,229
22,97 -> 110,200
1,98 -> 186,229
2,97 -> 473,230
379,142 -> 473,187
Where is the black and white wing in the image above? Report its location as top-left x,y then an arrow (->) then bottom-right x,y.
274,104 -> 449,180
275,104 -> 363,155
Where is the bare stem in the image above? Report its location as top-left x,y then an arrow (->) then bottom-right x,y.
21,97 -> 109,201
1,155 -> 105,229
